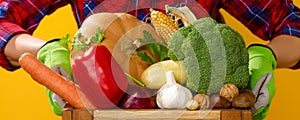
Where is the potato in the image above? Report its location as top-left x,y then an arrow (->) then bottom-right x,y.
232,90 -> 255,109
209,94 -> 231,109
141,60 -> 186,89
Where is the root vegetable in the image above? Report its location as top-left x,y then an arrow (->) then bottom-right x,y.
141,60 -> 186,89
19,53 -> 94,109
118,85 -> 157,109
209,94 -> 231,109
241,89 -> 256,99
232,90 -> 255,109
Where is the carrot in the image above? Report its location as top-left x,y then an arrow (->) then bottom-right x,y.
19,53 -> 95,109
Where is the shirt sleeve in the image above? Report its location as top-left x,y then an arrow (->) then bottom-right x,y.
0,0 -> 69,71
221,0 -> 300,40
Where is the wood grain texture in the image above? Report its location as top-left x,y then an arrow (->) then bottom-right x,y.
94,109 -> 220,120
72,109 -> 93,120
62,104 -> 73,120
62,110 -> 72,120
221,109 -> 241,120
242,110 -> 253,120
62,109 -> 252,120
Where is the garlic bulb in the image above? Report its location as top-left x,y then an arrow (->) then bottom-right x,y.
156,71 -> 193,109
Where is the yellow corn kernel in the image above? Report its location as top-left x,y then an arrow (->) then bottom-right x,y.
150,8 -> 178,43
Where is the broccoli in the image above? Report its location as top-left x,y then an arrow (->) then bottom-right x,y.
168,17 -> 249,94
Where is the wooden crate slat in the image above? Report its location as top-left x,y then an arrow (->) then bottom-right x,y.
179,110 -> 221,120
62,109 -> 72,120
221,109 -> 242,120
72,109 -> 93,120
62,104 -> 74,120
93,109 -> 221,120
242,110 -> 252,120
62,109 -> 252,120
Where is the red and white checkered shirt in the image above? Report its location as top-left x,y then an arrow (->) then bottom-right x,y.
1,0 -> 300,71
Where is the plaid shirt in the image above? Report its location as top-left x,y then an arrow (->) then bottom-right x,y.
0,0 -> 300,71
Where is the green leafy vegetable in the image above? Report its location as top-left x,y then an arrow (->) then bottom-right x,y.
72,27 -> 104,53
91,28 -> 105,45
168,17 -> 249,94
59,34 -> 72,50
136,30 -> 169,64
137,51 -> 155,64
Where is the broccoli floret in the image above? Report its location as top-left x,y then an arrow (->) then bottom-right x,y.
217,24 -> 249,90
168,24 -> 195,60
168,17 -> 249,94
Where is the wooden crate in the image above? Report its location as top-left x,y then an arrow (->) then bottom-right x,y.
62,107 -> 252,120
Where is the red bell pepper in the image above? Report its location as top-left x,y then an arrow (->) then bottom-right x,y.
72,45 -> 128,108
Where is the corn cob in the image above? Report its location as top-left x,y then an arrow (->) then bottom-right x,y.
149,8 -> 179,43
165,5 -> 197,26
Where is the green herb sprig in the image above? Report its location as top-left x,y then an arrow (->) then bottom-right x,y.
136,30 -> 169,64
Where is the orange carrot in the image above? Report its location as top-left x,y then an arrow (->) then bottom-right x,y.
19,53 -> 94,109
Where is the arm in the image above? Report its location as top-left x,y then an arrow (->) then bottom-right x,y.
222,0 -> 300,69
0,0 -> 69,71
0,0 -> 72,116
5,33 -> 73,115
221,0 -> 300,119
4,34 -> 46,66
268,35 -> 300,68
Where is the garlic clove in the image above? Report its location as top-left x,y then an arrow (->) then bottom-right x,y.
186,99 -> 200,110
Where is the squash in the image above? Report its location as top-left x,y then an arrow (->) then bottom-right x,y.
74,13 -> 162,83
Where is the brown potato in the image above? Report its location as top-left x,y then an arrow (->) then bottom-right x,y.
209,94 -> 231,109
232,90 -> 255,109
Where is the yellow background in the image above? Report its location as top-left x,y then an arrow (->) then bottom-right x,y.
0,1 -> 300,120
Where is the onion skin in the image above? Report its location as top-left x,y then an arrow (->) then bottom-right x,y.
118,85 -> 157,109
